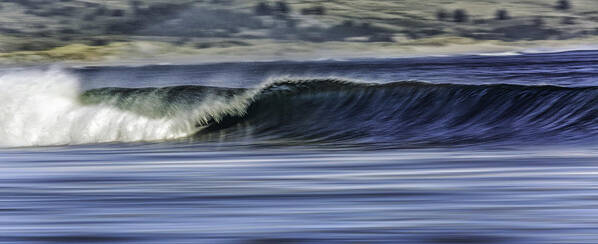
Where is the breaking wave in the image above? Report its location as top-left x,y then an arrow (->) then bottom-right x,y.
0,69 -> 208,146
1,69 -> 597,147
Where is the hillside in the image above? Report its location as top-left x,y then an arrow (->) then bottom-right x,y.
0,0 -> 596,64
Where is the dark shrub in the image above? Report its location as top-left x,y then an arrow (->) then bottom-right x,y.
453,9 -> 468,23
195,43 -> 212,49
111,9 -> 124,17
90,39 -> 109,46
368,33 -> 394,42
436,9 -> 448,21
255,2 -> 272,15
301,6 -> 325,15
84,2 -> 99,7
105,20 -> 142,34
315,5 -> 326,15
0,27 -> 20,34
496,9 -> 510,20
276,1 -> 290,14
146,3 -> 183,16
533,17 -> 544,27
129,0 -> 142,15
33,31 -> 51,37
59,28 -> 77,34
286,18 -> 297,28
473,19 -> 488,24
83,13 -> 96,21
561,16 -> 575,24
19,43 -> 48,51
555,0 -> 571,10
95,6 -> 107,15
129,0 -> 142,9
324,21 -> 390,41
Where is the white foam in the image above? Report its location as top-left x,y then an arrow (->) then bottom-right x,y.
521,45 -> 598,54
0,68 -> 204,147
477,51 -> 522,57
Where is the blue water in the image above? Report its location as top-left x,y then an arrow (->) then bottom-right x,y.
1,51 -> 597,243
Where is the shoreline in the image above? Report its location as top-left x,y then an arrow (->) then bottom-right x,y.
1,36 -> 597,68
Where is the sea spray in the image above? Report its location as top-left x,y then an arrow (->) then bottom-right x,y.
0,69 -> 202,146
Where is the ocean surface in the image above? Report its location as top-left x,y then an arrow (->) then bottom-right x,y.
0,50 -> 597,243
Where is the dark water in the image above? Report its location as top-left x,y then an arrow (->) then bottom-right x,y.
1,51 -> 597,243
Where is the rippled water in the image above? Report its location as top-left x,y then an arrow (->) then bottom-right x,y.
1,51 -> 597,243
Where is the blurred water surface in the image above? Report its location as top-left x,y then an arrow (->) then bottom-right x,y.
1,145 -> 598,243
1,50 -> 598,243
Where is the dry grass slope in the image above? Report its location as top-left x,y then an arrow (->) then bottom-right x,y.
0,0 -> 596,64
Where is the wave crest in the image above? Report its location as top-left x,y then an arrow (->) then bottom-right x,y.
2,69 -> 596,147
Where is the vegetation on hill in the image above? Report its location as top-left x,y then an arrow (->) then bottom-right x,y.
0,0 -> 596,62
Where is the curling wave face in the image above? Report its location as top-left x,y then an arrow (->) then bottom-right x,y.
1,69 -> 597,147
201,79 -> 598,146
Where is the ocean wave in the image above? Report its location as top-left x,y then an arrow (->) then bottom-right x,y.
1,69 -> 597,147
83,77 -> 598,147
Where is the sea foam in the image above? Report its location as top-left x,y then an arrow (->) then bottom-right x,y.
0,68 -> 199,147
